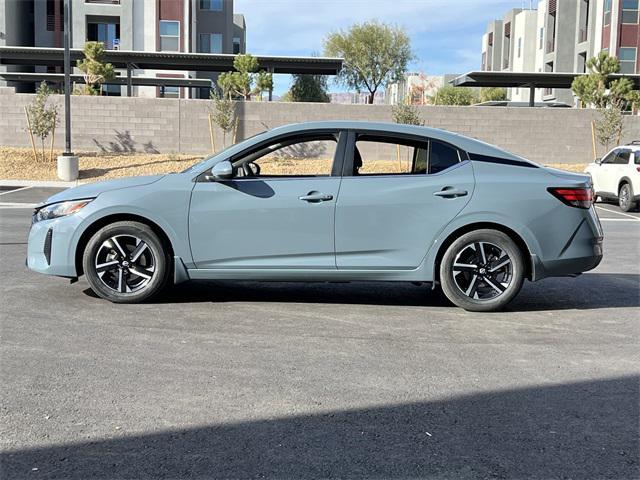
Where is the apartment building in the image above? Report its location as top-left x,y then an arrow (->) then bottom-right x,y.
482,0 -> 639,105
1,0 -> 246,98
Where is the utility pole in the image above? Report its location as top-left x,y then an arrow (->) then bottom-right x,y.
58,0 -> 79,181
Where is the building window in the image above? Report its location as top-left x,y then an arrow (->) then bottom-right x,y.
619,47 -> 637,74
539,27 -> 544,49
233,37 -> 241,54
604,0 -> 612,25
622,0 -> 639,23
87,18 -> 120,49
200,0 -> 222,10
160,86 -> 180,98
517,37 -> 522,58
198,33 -> 223,53
159,20 -> 180,52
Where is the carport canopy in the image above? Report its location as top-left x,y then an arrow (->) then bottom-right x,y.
0,46 -> 344,98
450,71 -> 640,106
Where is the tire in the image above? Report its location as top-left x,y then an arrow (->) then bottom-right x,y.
618,183 -> 637,212
82,221 -> 171,303
439,229 -> 525,312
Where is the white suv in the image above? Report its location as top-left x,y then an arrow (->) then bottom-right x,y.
585,143 -> 640,212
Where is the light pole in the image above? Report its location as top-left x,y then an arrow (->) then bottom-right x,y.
58,0 -> 79,181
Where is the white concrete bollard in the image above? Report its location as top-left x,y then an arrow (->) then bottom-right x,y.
57,155 -> 79,182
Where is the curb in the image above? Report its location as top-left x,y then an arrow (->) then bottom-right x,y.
0,179 -> 84,188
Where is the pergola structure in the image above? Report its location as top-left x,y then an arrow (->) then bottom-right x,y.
0,46 -> 344,99
450,71 -> 640,107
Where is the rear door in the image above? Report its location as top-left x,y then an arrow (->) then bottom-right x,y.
334,131 -> 475,270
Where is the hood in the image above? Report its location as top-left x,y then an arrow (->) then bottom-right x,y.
42,175 -> 165,206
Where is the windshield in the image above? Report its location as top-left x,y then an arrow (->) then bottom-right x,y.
180,131 -> 268,174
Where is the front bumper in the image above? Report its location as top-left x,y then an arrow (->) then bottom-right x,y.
27,214 -> 83,278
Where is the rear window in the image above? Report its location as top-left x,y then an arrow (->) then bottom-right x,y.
430,141 -> 461,174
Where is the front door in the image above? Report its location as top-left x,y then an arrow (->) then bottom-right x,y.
335,131 -> 475,270
189,131 -> 344,269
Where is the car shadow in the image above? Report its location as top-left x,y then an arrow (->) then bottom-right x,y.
1,376 -> 637,479
84,272 -> 640,311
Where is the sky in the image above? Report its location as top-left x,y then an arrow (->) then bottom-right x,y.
234,0 -> 532,96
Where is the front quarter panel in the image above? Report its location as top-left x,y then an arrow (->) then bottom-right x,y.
29,174 -> 195,278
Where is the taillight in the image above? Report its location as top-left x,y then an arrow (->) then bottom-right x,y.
547,187 -> 594,209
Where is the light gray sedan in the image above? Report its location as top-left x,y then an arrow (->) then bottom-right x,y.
27,121 -> 603,311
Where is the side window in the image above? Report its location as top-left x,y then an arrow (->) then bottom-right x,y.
351,135 -> 460,176
233,134 -> 337,178
601,150 -> 617,164
430,141 -> 461,174
615,150 -> 631,165
635,152 -> 640,165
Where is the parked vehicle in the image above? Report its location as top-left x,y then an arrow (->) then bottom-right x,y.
27,121 -> 603,311
585,142 -> 640,212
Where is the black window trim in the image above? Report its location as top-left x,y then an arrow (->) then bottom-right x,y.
341,129 -> 467,178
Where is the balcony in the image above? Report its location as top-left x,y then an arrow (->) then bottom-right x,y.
579,27 -> 588,43
546,40 -> 555,54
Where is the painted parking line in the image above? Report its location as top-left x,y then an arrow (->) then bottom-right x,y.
595,205 -> 640,221
0,202 -> 37,209
0,186 -> 31,196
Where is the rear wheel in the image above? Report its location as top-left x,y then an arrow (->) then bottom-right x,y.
618,183 -> 636,212
439,229 -> 525,312
82,221 -> 170,303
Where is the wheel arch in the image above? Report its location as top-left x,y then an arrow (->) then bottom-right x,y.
433,222 -> 533,283
74,213 -> 175,276
618,176 -> 633,192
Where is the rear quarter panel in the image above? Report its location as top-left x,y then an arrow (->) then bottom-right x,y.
420,162 -> 597,280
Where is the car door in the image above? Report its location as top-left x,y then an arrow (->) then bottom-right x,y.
595,149 -> 618,194
188,130 -> 346,269
612,149 -> 632,194
334,131 -> 475,270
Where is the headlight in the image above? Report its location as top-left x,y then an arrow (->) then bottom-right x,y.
33,199 -> 93,223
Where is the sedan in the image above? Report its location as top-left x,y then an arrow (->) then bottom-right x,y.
27,121 -> 603,311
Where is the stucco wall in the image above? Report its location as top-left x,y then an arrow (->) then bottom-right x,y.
1,89 -> 638,164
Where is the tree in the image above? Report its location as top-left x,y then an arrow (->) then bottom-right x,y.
26,81 -> 59,162
217,54 -> 273,100
432,86 -> 478,106
391,103 -> 424,126
76,41 -> 115,95
209,90 -> 237,149
324,21 -> 413,104
571,52 -> 639,151
571,51 -> 635,109
595,107 -> 624,151
286,74 -> 330,102
480,87 -> 507,103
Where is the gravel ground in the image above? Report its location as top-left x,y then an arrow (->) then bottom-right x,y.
0,147 -> 588,182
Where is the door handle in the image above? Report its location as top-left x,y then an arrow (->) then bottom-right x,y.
433,187 -> 468,198
299,191 -> 334,202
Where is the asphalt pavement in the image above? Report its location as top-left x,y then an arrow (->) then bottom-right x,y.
0,186 -> 638,480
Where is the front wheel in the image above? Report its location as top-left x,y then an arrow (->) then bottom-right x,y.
82,221 -> 170,303
618,183 -> 637,212
439,229 -> 525,312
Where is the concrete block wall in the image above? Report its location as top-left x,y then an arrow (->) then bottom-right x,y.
1,91 -> 639,164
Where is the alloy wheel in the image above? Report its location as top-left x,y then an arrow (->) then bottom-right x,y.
452,241 -> 513,301
619,185 -> 630,209
94,234 -> 156,294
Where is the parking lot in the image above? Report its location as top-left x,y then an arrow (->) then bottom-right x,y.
1,186 -> 638,479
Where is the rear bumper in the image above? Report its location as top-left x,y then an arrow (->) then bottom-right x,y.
532,230 -> 603,281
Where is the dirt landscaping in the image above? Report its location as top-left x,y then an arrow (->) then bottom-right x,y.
0,147 -> 589,182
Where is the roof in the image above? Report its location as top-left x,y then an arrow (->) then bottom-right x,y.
0,46 -> 343,75
0,71 -> 212,87
451,70 -> 640,89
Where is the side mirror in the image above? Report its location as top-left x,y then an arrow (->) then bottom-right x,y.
595,158 -> 602,165
207,160 -> 234,181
